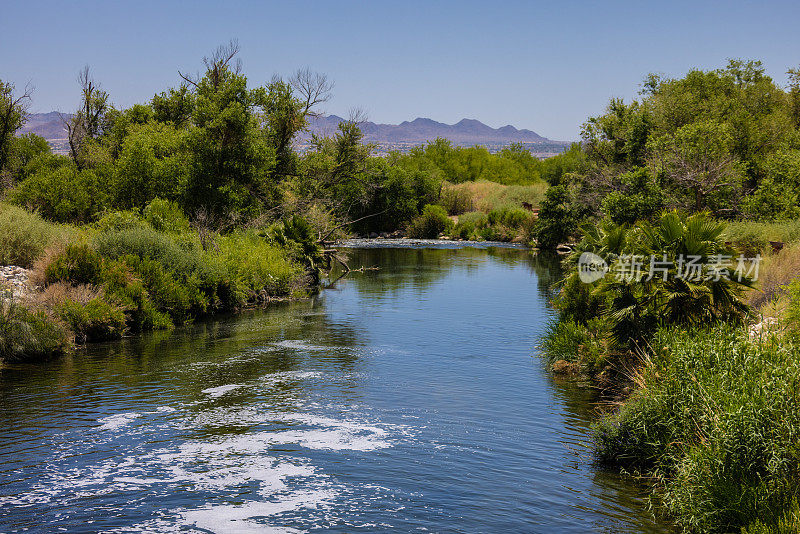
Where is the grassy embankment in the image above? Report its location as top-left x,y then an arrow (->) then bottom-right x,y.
404,180 -> 547,242
541,216 -> 800,533
0,201 -> 318,363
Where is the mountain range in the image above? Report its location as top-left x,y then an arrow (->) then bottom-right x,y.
18,112 -> 566,154
302,115 -> 558,146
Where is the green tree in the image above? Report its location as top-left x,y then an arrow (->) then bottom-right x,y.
601,167 -> 665,224
111,121 -> 189,208
152,85 -> 195,126
181,42 -> 277,219
533,185 -> 579,249
647,120 -> 744,213
0,80 -> 33,179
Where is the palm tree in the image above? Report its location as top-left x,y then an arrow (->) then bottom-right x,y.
573,211 -> 752,346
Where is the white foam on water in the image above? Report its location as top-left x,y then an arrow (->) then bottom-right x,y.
179,489 -> 334,533
201,384 -> 247,398
97,412 -> 141,431
3,373 -> 412,533
260,370 -> 322,384
271,340 -> 337,352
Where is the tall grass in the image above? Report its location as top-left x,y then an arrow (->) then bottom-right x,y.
0,298 -> 70,362
749,242 -> 800,308
0,203 -> 58,268
595,326 -> 800,533
443,180 -> 547,213
724,219 -> 800,252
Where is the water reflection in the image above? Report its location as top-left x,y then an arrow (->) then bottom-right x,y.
0,246 -> 669,533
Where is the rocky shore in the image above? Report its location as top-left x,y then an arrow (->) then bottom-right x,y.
0,265 -> 34,301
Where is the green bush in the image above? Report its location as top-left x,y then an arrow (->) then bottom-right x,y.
267,215 -> 324,283
0,299 -> 70,362
540,318 -> 607,371
142,198 -> 191,233
561,213 -> 751,347
44,244 -> 104,286
450,211 -> 489,240
211,232 -> 305,299
439,187 -> 474,215
595,326 -> 800,533
0,203 -> 57,268
101,261 -> 172,331
57,298 -> 127,342
533,185 -> 580,249
94,210 -> 147,233
487,206 -> 532,228
95,225 -> 200,276
119,255 -> 207,321
406,204 -> 453,239
10,165 -> 109,223
600,168 -> 665,225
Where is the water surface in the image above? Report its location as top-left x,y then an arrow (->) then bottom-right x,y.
0,246 -> 669,533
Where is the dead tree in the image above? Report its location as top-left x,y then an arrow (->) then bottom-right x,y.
62,66 -> 108,169
290,67 -> 334,118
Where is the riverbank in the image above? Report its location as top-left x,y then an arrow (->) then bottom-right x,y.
541,214 -> 800,533
0,202 -> 321,363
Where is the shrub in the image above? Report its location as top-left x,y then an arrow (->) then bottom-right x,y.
94,210 -> 147,233
10,165 -> 109,223
406,204 -> 453,238
44,244 -> 104,286
100,263 -> 172,331
56,297 -> 127,342
600,168 -> 665,225
564,213 -> 751,347
0,299 -> 70,362
267,215 -> 324,283
0,203 -> 57,268
540,318 -> 607,371
95,225 -> 200,276
439,187 -> 474,215
533,185 -> 580,249
487,206 -> 532,228
450,211 -> 488,240
142,198 -> 191,233
211,232 -> 305,299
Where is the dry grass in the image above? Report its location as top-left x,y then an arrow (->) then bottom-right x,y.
748,242 -> 800,308
31,282 -> 104,310
29,242 -> 67,287
443,180 -> 547,213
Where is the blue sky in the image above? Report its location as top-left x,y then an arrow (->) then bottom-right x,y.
2,0 -> 799,140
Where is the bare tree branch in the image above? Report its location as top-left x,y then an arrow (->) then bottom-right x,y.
290,68 -> 334,118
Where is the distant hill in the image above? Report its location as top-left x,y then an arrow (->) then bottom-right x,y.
303,115 -> 557,146
18,112 -> 68,140
18,112 -> 568,156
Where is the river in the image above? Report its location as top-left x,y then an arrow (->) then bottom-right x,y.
0,244 -> 670,533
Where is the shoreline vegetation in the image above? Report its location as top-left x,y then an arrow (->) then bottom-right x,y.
3,42 -> 800,532
538,60 -> 800,532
